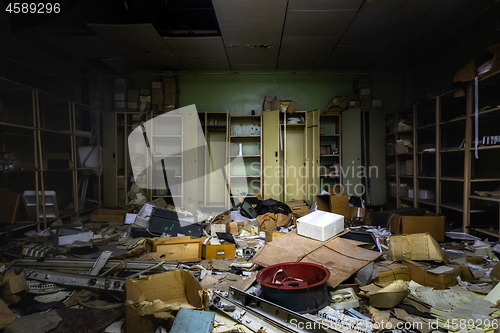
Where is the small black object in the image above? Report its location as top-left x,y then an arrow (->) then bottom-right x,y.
149,207 -> 203,237
240,201 -> 258,218
251,110 -> 255,115
216,232 -> 236,244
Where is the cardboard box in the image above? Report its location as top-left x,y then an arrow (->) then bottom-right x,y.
360,99 -> 371,108
373,262 -> 410,284
402,260 -> 461,290
349,101 -> 361,109
127,90 -> 139,102
400,184 -> 409,197
128,101 -> 139,111
272,99 -> 281,110
90,209 -> 128,222
140,88 -> 151,96
418,189 -> 435,200
202,243 -> 235,259
320,145 -> 332,155
125,270 -> 208,333
395,141 -> 412,154
400,160 -> 413,175
146,236 -> 203,262
286,100 -> 298,114
386,143 -> 395,155
358,88 -> 371,99
350,207 -> 366,220
265,230 -> 286,243
115,100 -> 127,111
316,193 -> 350,220
50,227 -> 94,246
115,77 -> 132,90
0,271 -> 28,304
297,210 -> 344,241
252,229 -> 381,288
347,94 -> 360,101
353,76 -> 371,91
263,101 -> 272,111
372,99 -> 383,108
114,89 -> 126,101
151,81 -> 163,91
389,213 -> 445,241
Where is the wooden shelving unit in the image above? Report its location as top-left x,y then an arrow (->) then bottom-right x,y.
0,76 -> 100,233
387,73 -> 500,238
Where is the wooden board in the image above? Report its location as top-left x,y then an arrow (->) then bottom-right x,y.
0,188 -> 21,224
147,237 -> 203,262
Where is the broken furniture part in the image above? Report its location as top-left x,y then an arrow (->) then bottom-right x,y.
329,288 -> 359,310
50,226 -> 94,246
88,251 -> 113,276
11,258 -> 179,273
21,244 -> 58,258
256,262 -> 330,313
149,207 -> 204,237
22,190 -> 59,220
314,306 -> 373,333
27,281 -> 66,294
212,287 -> 329,333
21,268 -> 126,292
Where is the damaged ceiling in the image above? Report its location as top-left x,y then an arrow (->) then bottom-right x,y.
0,0 -> 499,73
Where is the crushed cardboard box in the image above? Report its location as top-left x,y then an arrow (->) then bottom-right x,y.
252,229 -> 381,288
388,233 -> 447,263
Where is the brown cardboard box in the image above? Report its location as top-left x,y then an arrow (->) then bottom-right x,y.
265,230 -> 286,243
202,243 -> 235,259
373,261 -> 410,284
348,101 -> 361,109
402,260 -> 461,290
386,143 -> 395,155
127,90 -> 139,102
263,101 -> 272,111
388,233 -> 446,262
114,89 -> 126,101
125,270 -> 208,333
272,99 -> 281,110
45,153 -> 74,169
151,81 -> 163,91
360,99 -> 371,108
395,141 -> 411,154
0,271 -> 28,304
316,193 -> 350,220
128,101 -> 139,111
146,236 -> 204,262
286,100 -> 299,114
388,212 -> 445,241
90,209 -> 128,222
115,77 -> 132,90
320,145 -> 332,155
350,207 -> 366,220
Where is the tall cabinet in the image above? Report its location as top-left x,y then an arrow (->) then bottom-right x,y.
319,113 -> 342,193
342,108 -> 386,205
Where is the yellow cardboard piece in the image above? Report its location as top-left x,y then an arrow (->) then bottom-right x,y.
388,233 -> 447,263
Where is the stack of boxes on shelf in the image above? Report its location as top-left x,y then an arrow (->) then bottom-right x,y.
152,74 -> 180,116
262,95 -> 298,114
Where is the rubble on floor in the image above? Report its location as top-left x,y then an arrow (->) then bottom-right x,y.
2,196 -> 500,332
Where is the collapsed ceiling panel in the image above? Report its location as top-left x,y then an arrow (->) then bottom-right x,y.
288,0 -> 364,11
87,23 -> 182,70
41,35 -> 121,59
284,10 -> 357,37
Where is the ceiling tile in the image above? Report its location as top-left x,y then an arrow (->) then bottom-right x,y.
212,0 -> 287,13
279,36 -> 339,58
288,0 -> 364,11
222,26 -> 283,45
217,13 -> 286,26
87,23 -> 181,70
339,23 -> 402,46
276,58 -> 327,70
326,45 -> 388,63
284,10 -> 357,37
227,47 -> 279,59
231,63 -> 277,70
41,35 -> 121,59
102,57 -> 140,74
164,37 -> 227,59
181,58 -> 231,71
322,60 -> 372,70
353,0 -> 405,25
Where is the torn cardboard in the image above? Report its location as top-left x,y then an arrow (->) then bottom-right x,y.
125,270 -> 208,333
369,280 -> 409,309
387,233 -> 447,263
402,260 -> 462,290
388,212 -> 445,241
252,229 -> 381,288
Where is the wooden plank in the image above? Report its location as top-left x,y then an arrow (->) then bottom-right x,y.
0,188 -> 21,224
463,85 -> 473,232
436,96 -> 441,213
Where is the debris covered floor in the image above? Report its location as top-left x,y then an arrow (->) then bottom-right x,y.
1,196 -> 500,333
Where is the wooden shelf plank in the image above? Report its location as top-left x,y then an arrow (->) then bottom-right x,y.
440,202 -> 464,212
469,195 -> 500,202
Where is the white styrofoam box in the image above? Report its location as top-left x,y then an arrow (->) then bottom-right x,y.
297,210 -> 344,241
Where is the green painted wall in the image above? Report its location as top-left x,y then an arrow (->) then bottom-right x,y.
176,71 -> 402,115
